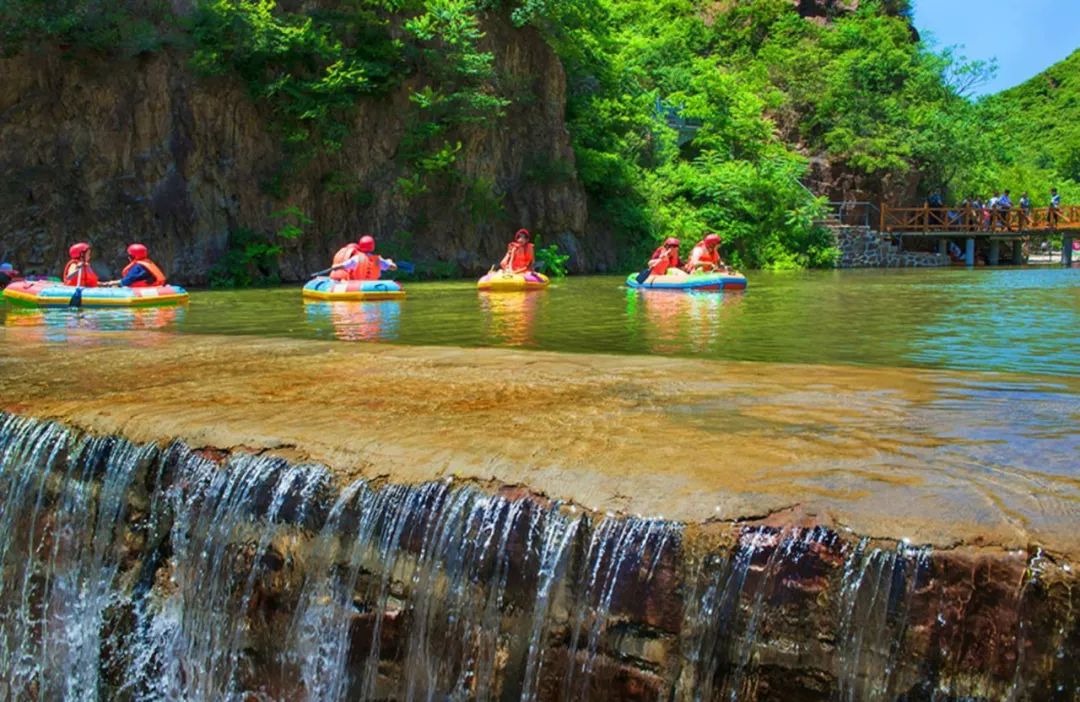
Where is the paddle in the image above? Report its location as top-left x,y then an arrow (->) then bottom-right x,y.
490,260 -> 546,277
309,260 -> 414,278
69,263 -> 84,308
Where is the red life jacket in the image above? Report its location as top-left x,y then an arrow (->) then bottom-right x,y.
121,258 -> 166,287
63,260 -> 99,287
649,246 -> 679,275
503,242 -> 534,272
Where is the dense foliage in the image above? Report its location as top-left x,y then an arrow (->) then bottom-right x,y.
2,0 -> 1075,271
533,0 -> 844,269
971,49 -> 1080,205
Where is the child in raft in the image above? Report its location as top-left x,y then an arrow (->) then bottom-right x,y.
329,235 -> 397,281
684,233 -> 730,273
102,244 -> 168,288
646,237 -> 686,277
63,242 -> 100,287
0,262 -> 21,288
500,229 -> 536,275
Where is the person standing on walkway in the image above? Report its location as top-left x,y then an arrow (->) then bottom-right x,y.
1019,192 -> 1032,229
998,190 -> 1013,230
1049,187 -> 1061,229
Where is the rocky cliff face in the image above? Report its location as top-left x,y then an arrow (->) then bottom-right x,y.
0,14 -> 594,284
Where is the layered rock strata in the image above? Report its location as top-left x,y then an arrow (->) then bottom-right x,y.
0,413 -> 1075,700
0,14 -> 593,283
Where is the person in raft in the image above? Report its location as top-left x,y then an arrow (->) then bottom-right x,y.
500,229 -> 535,274
684,233 -> 729,273
63,242 -> 100,288
0,262 -> 21,288
103,244 -> 167,287
329,235 -> 397,281
647,237 -> 686,277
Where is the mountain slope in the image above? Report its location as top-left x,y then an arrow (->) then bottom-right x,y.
986,49 -> 1080,183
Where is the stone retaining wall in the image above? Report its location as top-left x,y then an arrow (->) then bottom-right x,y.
832,225 -> 950,268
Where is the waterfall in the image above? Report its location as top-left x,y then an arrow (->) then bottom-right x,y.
0,414 -> 1075,700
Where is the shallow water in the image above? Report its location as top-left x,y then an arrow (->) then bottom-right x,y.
3,267 -> 1078,376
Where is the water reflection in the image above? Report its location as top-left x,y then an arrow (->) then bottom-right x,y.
479,291 -> 542,346
303,301 -> 401,342
626,290 -> 744,354
4,269 -> 1075,376
2,306 -> 184,344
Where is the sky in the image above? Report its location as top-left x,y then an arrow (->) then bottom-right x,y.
913,0 -> 1080,96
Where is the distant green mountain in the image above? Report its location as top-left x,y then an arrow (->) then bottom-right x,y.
974,50 -> 1080,202
993,50 -> 1080,180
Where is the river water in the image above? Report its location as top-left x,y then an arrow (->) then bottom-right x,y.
1,267 -> 1078,699
3,267 -> 1079,376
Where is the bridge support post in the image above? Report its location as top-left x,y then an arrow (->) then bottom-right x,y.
965,238 -> 975,267
1013,240 -> 1024,265
1064,236 -> 1074,266
938,239 -> 948,255
989,240 -> 1000,266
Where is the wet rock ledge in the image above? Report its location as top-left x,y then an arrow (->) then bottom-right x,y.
0,413 -> 1076,700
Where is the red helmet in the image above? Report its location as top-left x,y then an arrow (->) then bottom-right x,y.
664,237 -> 680,247
357,235 -> 376,253
127,243 -> 148,260
515,229 -> 530,241
704,233 -> 722,247
69,242 -> 91,258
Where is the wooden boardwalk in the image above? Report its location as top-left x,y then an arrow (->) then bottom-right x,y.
874,205 -> 1079,266
880,205 -> 1080,236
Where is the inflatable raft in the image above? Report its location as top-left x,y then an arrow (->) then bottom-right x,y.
302,276 -> 406,301
3,280 -> 189,307
476,271 -> 550,292
625,271 -> 747,291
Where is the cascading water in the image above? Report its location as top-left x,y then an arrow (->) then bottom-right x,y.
0,414 -> 158,700
0,413 -> 1075,701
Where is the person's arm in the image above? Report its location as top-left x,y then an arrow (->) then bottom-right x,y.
107,264 -> 152,287
333,254 -> 362,272
122,264 -> 150,287
378,256 -> 397,271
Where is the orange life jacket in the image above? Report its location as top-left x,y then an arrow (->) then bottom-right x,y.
63,260 -> 99,287
685,243 -> 719,272
121,258 -> 166,287
353,253 -> 382,281
649,246 -> 679,275
503,242 -> 534,272
330,244 -> 382,281
330,244 -> 360,281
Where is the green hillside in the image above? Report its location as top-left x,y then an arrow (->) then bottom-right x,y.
975,49 -> 1080,203
0,0 -> 1075,273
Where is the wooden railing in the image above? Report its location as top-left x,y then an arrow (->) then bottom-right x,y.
880,206 -> 1080,234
